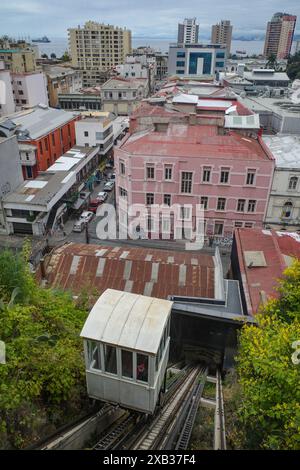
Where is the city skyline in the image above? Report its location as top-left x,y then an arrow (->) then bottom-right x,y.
1,0 -> 299,39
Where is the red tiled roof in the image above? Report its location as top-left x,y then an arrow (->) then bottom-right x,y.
234,228 -> 300,315
45,243 -> 215,300
121,123 -> 270,161
131,103 -> 187,119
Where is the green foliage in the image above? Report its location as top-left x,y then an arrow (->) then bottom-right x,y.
287,51 -> 300,81
0,244 -> 34,304
0,247 -> 88,448
60,51 -> 71,62
236,260 -> 300,450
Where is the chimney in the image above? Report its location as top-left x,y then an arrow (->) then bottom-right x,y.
189,113 -> 197,125
129,117 -> 138,133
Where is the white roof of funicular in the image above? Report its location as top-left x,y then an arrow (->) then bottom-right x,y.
80,289 -> 173,354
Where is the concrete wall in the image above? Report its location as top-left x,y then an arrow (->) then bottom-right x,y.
265,167 -> 300,229
0,135 -> 23,231
12,72 -> 48,109
0,69 -> 15,116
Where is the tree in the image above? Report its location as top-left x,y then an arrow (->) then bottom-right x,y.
266,53 -> 278,70
50,53 -> 56,59
236,260 -> 300,450
41,53 -> 48,59
0,247 -> 89,448
60,51 -> 71,62
287,52 -> 300,81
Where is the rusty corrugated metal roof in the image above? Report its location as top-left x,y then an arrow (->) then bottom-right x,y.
45,243 -> 215,300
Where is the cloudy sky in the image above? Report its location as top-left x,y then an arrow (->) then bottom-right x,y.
1,0 -> 300,38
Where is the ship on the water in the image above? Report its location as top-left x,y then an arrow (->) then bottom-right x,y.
32,36 -> 51,43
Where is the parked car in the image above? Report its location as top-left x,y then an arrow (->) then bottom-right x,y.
109,173 -> 116,180
73,219 -> 85,233
96,191 -> 108,202
104,181 -> 115,192
79,211 -> 94,224
88,199 -> 102,214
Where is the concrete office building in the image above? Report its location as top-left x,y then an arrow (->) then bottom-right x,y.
263,12 -> 297,59
177,18 -> 199,44
0,48 -> 36,73
44,66 -> 83,108
0,66 -> 15,116
211,20 -> 233,55
68,21 -> 132,87
58,87 -> 102,112
168,43 -> 226,77
101,77 -> 149,115
0,62 -> 48,114
263,135 -> 300,231
0,135 -> 23,233
75,113 -> 114,156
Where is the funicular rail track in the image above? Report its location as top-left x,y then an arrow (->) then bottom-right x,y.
214,370 -> 226,450
132,366 -> 206,450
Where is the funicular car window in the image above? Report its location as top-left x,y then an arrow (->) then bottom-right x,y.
104,344 -> 117,374
137,353 -> 148,383
121,349 -> 133,378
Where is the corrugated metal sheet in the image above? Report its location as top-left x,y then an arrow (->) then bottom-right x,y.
45,243 -> 215,299
80,289 -> 172,354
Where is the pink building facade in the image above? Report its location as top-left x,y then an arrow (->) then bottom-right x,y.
115,118 -> 274,240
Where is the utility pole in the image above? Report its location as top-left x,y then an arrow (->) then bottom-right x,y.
85,223 -> 90,245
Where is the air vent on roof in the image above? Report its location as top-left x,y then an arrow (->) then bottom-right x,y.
38,103 -> 48,110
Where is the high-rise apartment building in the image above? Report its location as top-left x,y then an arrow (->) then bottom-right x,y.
68,21 -> 132,87
263,12 -> 297,59
177,18 -> 199,44
211,20 -> 232,56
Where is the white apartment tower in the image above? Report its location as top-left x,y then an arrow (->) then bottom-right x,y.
68,21 -> 132,87
211,20 -> 233,55
177,18 -> 199,44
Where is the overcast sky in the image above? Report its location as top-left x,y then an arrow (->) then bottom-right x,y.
1,0 -> 300,38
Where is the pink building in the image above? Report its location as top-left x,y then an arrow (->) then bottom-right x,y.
115,109 -> 275,240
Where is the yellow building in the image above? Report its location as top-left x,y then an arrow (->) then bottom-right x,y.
0,49 -> 36,73
68,21 -> 132,87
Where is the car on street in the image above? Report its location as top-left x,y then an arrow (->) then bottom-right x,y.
96,191 -> 108,202
72,219 -> 85,233
104,181 -> 115,192
88,199 -> 103,213
79,211 -> 94,224
109,173 -> 116,180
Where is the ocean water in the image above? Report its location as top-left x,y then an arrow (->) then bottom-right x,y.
37,37 -> 298,58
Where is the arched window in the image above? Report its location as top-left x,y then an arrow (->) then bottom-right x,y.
282,202 -> 293,218
288,176 -> 298,190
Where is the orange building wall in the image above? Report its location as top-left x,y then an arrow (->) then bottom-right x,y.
23,116 -> 80,173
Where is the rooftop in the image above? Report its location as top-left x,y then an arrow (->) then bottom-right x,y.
0,105 -> 78,140
120,123 -> 271,161
3,146 -> 96,208
45,66 -> 79,79
80,289 -> 172,354
234,228 -> 300,315
102,77 -> 148,90
263,134 -> 300,169
44,242 -> 216,300
244,70 -> 290,82
238,96 -> 300,119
